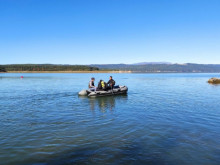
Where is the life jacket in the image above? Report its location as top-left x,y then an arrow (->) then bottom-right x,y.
89,81 -> 95,88
98,80 -> 107,90
101,81 -> 105,88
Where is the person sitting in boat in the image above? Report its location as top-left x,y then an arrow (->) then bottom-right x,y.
98,80 -> 107,91
107,76 -> 115,89
89,77 -> 96,91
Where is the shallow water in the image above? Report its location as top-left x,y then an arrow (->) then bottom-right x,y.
1,73 -> 220,165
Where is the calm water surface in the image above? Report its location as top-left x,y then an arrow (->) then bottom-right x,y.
0,73 -> 220,165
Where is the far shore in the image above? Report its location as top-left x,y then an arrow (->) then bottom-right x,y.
1,71 -> 219,74
4,71 -> 132,73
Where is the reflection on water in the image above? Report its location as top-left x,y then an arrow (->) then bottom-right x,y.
79,95 -> 128,112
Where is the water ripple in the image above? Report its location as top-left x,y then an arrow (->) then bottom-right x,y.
1,73 -> 220,165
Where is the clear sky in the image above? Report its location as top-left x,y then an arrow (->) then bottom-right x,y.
0,0 -> 220,64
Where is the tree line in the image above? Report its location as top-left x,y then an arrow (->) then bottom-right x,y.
0,66 -> 6,72
1,63 -> 220,73
0,64 -> 99,72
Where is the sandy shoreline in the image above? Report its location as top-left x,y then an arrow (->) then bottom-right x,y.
4,71 -> 132,73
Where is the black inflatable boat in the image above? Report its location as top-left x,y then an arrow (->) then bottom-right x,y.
78,86 -> 128,97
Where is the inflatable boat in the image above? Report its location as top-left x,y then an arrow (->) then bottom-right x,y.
78,86 -> 128,97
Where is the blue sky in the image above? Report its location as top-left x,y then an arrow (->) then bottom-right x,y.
0,0 -> 220,64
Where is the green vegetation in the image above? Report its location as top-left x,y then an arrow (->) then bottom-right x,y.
0,64 -> 99,72
0,66 -> 6,72
1,63 -> 220,73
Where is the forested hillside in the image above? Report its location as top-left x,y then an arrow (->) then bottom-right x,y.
0,64 -> 99,72
0,66 -> 6,72
1,63 -> 220,73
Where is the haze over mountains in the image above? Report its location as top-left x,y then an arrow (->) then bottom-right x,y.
131,62 -> 172,65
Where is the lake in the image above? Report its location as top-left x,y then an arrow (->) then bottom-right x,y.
0,73 -> 220,165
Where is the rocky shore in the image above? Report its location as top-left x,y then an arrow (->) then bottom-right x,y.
208,78 -> 220,84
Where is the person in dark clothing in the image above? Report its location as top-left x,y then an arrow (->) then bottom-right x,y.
107,76 -> 115,89
98,80 -> 107,91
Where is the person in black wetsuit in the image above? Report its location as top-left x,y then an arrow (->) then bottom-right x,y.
107,76 -> 115,90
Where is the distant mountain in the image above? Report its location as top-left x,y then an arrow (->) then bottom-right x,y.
91,63 -> 220,73
132,62 -> 172,65
2,63 -> 220,73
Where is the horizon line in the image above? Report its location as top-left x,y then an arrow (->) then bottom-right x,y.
1,62 -> 220,65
